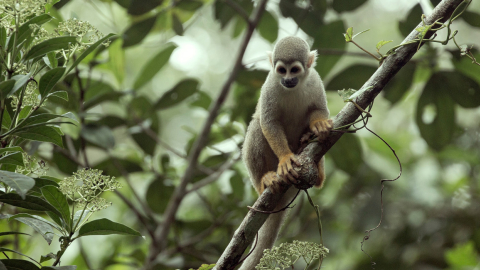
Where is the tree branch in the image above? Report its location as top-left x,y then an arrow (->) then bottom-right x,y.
146,0 -> 270,265
214,0 -> 466,268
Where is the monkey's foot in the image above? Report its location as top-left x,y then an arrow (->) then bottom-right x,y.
300,131 -> 314,145
261,172 -> 286,194
310,119 -> 333,141
277,153 -> 300,185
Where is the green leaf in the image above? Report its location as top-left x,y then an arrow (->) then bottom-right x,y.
17,14 -> 53,49
376,40 -> 393,51
41,186 -> 71,230
0,171 -> 35,199
154,79 -> 198,110
15,126 -> 64,147
313,20 -> 346,77
24,36 -> 77,60
0,27 -> 6,48
328,134 -> 363,175
0,259 -> 40,270
332,0 -> 368,12
189,91 -> 212,110
0,231 -> 30,237
416,73 -> 456,151
8,213 -> 62,232
1,110 -> 11,130
18,106 -> 32,122
45,52 -> 58,69
258,11 -> 278,43
0,80 -> 15,100
127,0 -> 163,15
94,158 -> 142,177
0,147 -> 23,155
10,73 -> 32,97
39,253 -> 56,264
0,194 -> 62,216
108,39 -> 125,85
8,216 -> 55,244
338,88 -> 357,102
31,177 -> 60,194
326,64 -> 377,91
0,245 -> 44,261
77,218 -> 142,237
67,33 -> 116,74
198,264 -> 215,270
39,67 -> 65,99
383,62 -> 416,104
122,16 -> 157,48
16,113 -> 76,131
172,12 -> 184,36
398,4 -> 422,37
146,178 -> 174,214
72,210 -> 90,229
445,241 -> 478,267
80,124 -> 115,149
177,0 -> 203,11
462,10 -> 480,28
0,152 -> 24,166
344,27 -> 353,42
352,28 -> 369,40
47,91 -> 68,101
133,43 -> 176,90
438,71 -> 480,108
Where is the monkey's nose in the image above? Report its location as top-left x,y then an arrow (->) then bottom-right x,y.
281,77 -> 298,88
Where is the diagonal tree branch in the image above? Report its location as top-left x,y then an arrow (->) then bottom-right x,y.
214,0 -> 466,268
146,0 -> 270,266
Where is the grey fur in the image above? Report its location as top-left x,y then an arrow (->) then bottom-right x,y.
240,36 -> 329,270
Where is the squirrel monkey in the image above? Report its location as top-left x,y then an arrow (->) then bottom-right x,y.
240,36 -> 332,270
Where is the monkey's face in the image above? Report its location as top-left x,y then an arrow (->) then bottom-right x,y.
274,60 -> 306,89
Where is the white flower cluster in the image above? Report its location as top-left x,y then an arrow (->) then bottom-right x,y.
256,241 -> 329,270
59,168 -> 121,212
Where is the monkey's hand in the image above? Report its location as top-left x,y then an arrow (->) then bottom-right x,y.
310,119 -> 333,141
277,153 -> 301,184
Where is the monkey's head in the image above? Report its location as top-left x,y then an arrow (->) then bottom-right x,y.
268,36 -> 317,89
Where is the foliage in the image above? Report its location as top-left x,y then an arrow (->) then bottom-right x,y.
0,0 -> 479,269
256,241 -> 329,270
0,0 -> 139,268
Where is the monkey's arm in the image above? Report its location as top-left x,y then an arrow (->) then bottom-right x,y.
309,110 -> 332,141
260,121 -> 300,182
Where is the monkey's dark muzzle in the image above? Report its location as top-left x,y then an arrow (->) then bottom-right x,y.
281,77 -> 298,88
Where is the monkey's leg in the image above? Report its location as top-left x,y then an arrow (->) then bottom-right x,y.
239,187 -> 298,270
315,156 -> 326,188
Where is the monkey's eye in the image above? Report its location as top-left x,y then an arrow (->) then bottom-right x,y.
277,67 -> 286,74
291,67 -> 300,73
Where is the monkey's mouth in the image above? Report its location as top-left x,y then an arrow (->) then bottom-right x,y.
281,77 -> 298,88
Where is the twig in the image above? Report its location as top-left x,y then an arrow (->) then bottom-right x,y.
186,157 -> 239,194
140,123 -> 215,175
224,0 -> 250,24
147,0 -> 269,265
247,189 -> 300,214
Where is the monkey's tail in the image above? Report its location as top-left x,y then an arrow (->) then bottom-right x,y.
238,188 -> 297,270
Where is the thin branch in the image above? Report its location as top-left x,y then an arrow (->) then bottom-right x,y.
114,190 -> 157,244
147,0 -> 269,265
213,0 -> 466,268
186,157 -> 239,194
140,124 -> 215,175
224,0 -> 251,24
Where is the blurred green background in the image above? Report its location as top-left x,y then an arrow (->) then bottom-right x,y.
1,0 -> 480,269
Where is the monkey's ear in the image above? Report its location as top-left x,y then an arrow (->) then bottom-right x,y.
307,50 -> 318,69
267,51 -> 274,67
